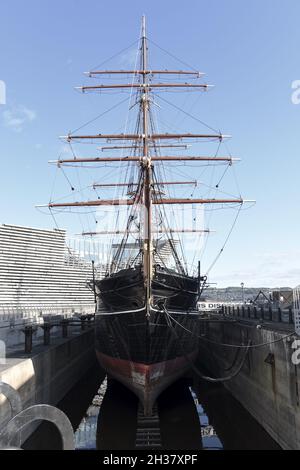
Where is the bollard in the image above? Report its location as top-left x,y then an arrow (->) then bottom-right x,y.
271,308 -> 279,323
237,306 -> 240,317
42,323 -> 52,345
242,305 -> 245,318
288,307 -> 293,324
81,316 -> 86,331
268,306 -> 272,321
61,319 -> 69,338
260,306 -> 264,321
253,306 -> 257,319
247,306 -> 251,319
23,326 -> 33,354
278,307 -> 282,323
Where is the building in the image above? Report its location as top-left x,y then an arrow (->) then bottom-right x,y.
0,224 -> 100,314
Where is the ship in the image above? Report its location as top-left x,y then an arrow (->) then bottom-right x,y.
43,16 -> 251,415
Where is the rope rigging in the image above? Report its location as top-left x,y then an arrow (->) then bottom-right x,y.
165,308 -> 295,349
163,306 -> 251,383
44,16 -> 252,295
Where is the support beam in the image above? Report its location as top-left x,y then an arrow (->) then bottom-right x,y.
45,198 -> 246,208
92,181 -> 197,189
60,133 -> 231,142
98,144 -> 189,151
81,229 -> 212,236
51,156 -> 238,164
85,70 -> 204,77
76,83 -> 212,92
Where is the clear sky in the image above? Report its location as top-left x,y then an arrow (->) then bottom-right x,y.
0,0 -> 299,288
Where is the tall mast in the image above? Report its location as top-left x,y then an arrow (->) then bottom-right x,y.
141,15 -> 152,315
40,18 -> 255,289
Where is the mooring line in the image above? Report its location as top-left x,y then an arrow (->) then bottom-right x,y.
163,307 -> 250,383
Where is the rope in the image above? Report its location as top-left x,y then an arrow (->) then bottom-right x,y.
163,307 -> 250,383
70,96 -> 130,134
59,166 -> 75,191
215,164 -> 230,189
107,33 -> 142,271
189,347 -> 250,383
147,38 -> 199,73
88,39 -> 140,72
190,141 -> 223,270
48,209 -> 72,257
157,94 -> 219,134
205,203 -> 242,276
152,167 -> 187,275
166,309 -> 295,349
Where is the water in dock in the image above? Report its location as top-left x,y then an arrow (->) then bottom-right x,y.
23,364 -> 280,451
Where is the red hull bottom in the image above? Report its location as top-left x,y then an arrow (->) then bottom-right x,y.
96,350 -> 198,415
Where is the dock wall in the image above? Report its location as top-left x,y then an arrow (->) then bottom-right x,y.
197,316 -> 300,449
0,328 -> 97,444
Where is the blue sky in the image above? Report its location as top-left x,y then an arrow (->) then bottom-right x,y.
0,0 -> 299,287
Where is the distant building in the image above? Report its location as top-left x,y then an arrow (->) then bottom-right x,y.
0,224 -> 101,314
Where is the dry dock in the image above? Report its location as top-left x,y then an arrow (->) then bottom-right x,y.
197,305 -> 298,449
0,318 -> 95,446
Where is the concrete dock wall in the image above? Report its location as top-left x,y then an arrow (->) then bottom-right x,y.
0,328 -> 96,444
197,319 -> 300,449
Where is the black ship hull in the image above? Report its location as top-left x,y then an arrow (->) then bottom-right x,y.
95,307 -> 199,414
95,265 -> 198,311
94,267 -> 200,414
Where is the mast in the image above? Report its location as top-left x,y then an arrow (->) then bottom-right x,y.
39,17 -> 255,294
141,15 -> 152,315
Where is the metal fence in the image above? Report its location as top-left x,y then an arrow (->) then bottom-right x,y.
221,304 -> 294,325
0,303 -> 95,322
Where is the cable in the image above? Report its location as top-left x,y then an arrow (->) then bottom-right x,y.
163,306 -> 250,383
147,38 -> 199,73
205,203 -> 242,276
157,94 -> 219,134
70,96 -> 130,134
88,39 -> 140,72
59,166 -> 75,191
166,309 -> 295,349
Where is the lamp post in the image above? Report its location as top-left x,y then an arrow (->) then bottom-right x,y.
241,282 -> 245,304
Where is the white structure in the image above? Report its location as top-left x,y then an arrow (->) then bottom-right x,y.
197,301 -> 244,312
293,285 -> 300,335
0,224 -> 99,315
